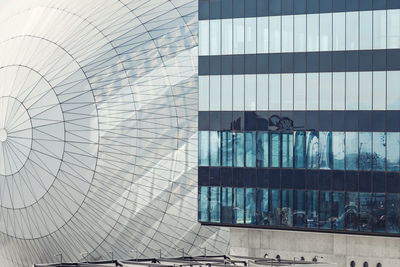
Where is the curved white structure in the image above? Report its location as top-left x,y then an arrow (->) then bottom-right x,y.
0,0 -> 228,266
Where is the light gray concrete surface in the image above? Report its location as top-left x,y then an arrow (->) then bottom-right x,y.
230,227 -> 400,267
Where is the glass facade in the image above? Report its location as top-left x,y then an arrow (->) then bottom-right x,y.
198,0 -> 400,236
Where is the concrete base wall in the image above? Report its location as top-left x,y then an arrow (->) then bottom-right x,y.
230,227 -> 400,267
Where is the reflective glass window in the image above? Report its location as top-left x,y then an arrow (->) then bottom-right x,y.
233,132 -> 245,167
245,18 -> 256,54
372,193 -> 386,233
387,71 -> 400,110
333,13 -> 345,50
332,132 -> 345,170
245,132 -> 256,167
270,133 -> 281,167
199,131 -> 210,166
373,72 -> 386,110
320,191 -> 331,229
360,11 -> 373,50
256,132 -> 269,167
221,187 -> 233,223
359,72 -> 372,110
373,132 -> 386,171
222,19 -> 233,54
257,17 -> 268,53
294,131 -> 306,168
269,74 -> 281,110
294,73 -> 306,110
294,15 -> 306,52
222,131 -> 233,166
210,131 -> 221,166
282,74 -> 294,110
320,13 -> 332,51
360,192 -> 373,232
386,194 -> 400,234
257,74 -> 268,110
307,73 -> 319,110
270,189 -> 281,225
256,189 -> 269,225
210,76 -> 221,110
282,190 -> 293,227
345,192 -> 359,231
294,190 -> 306,227
359,132 -> 372,171
333,72 -> 345,110
346,72 -> 359,110
210,20 -> 221,55
233,75 -> 244,110
282,133 -> 294,168
387,132 -> 400,171
199,76 -> 210,111
346,132 -> 359,170
307,131 -> 319,169
210,187 -> 221,222
199,186 -> 209,222
346,12 -> 359,50
233,18 -> 245,54
269,16 -> 281,53
320,73 -> 332,110
307,190 -> 318,228
307,14 -> 319,51
221,75 -> 233,111
319,132 -> 332,170
233,187 -> 245,223
332,191 -> 345,230
388,10 -> 400,49
245,75 -> 256,111
282,15 -> 294,52
199,20 -> 209,55
246,188 -> 257,224
373,10 -> 387,49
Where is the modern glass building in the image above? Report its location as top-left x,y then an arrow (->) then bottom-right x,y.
198,0 -> 400,236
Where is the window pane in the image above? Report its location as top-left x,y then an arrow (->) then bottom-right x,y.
245,132 -> 256,167
307,14 -> 319,51
332,191 -> 345,230
245,188 -> 256,224
269,16 -> 281,53
320,13 -> 332,51
333,72 -> 345,110
319,191 -> 331,229
373,72 -> 386,110
333,13 -> 345,50
257,74 -> 268,110
346,12 -> 359,50
199,76 -> 210,111
346,72 -> 359,110
210,131 -> 221,166
210,75 -> 221,110
360,11 -> 372,50
282,190 -> 293,227
359,72 -> 372,110
210,187 -> 221,222
270,133 -> 281,167
387,132 -> 400,172
294,73 -> 306,110
372,193 -> 386,233
233,132 -> 244,167
282,133 -> 294,168
307,73 -> 319,110
233,187 -> 245,223
221,187 -> 233,223
221,75 -> 233,110
233,75 -> 244,110
282,15 -> 294,52
270,189 -> 281,226
256,189 -> 269,225
346,132 -> 359,170
199,186 -> 209,222
282,74 -> 294,110
269,74 -> 281,110
233,18 -> 244,54
294,190 -> 306,227
373,132 -> 386,171
320,73 -> 332,110
319,131 -> 332,170
221,131 -> 233,166
306,131 -> 319,169
360,192 -> 372,232
386,194 -> 400,234
387,71 -> 400,110
199,131 -> 210,166
222,19 -> 233,54
307,190 -> 318,228
332,132 -> 345,170
345,192 -> 359,231
294,131 -> 306,168
245,18 -> 256,54
210,20 -> 221,55
388,10 -> 400,49
245,74 -> 256,110
257,17 -> 268,53
294,15 -> 306,52
199,20 -> 209,55
359,132 -> 372,171
256,132 -> 269,167
373,10 -> 387,49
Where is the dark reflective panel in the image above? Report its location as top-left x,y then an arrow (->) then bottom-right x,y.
345,192 -> 359,231
373,132 -> 386,171
332,132 -> 345,170
210,131 -> 221,166
246,188 -> 257,224
233,187 -> 245,223
386,194 -> 400,234
282,190 -> 293,227
199,131 -> 210,166
307,190 -> 318,228
210,186 -> 221,222
319,191 -> 332,229
294,190 -> 306,227
295,132 -> 306,168
222,131 -> 233,166
372,193 -> 386,233
359,132 -> 372,171
221,187 -> 233,223
271,189 -> 281,225
199,186 -> 209,222
307,131 -> 320,169
246,132 -> 256,167
360,192 -> 373,232
332,191 -> 345,230
270,133 -> 281,167
282,133 -> 294,168
256,132 -> 269,167
256,188 -> 269,225
233,132 -> 245,167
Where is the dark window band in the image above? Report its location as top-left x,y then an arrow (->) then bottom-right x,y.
198,50 -> 400,75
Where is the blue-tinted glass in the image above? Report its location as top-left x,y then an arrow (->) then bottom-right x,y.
372,193 -> 386,233
360,192 -> 373,232
257,0 -> 268,16
199,131 -> 210,166
199,0 -> 210,20
270,189 -> 281,225
256,188 -> 269,225
210,56 -> 221,75
388,0 -> 400,8
373,0 -> 386,9
319,132 -> 332,170
282,54 -> 294,73
282,0 -> 294,14
245,0 -> 257,17
199,186 -> 209,222
307,190 -> 318,228
256,132 -> 269,167
294,53 -> 307,72
269,0 -> 281,15
257,54 -> 268,74
282,133 -> 294,168
373,132 -> 386,171
282,190 -> 293,226
345,192 -> 359,231
386,194 -> 400,233
222,56 -> 233,75
233,132 -> 245,167
387,132 -> 400,171
307,0 -> 319,13
373,50 -> 386,71
319,0 -> 332,13
295,132 -> 306,168
246,188 -> 257,224
233,55 -> 244,74
210,0 -> 222,19
332,0 -> 345,11
332,51 -> 345,72
319,191 -> 331,229
360,0 -> 372,10
320,52 -> 332,72
270,133 -> 281,167
199,57 -> 209,75
210,187 -> 221,222
332,191 -> 345,230
346,0 -> 359,11
359,132 -> 372,171
294,190 -> 306,227
233,187 -> 245,223
346,132 -> 359,171
222,0 -> 233,18
210,131 -> 221,166
245,132 -> 256,167
222,131 -> 233,166
346,51 -> 359,72
307,131 -> 319,169
269,54 -> 281,73
332,132 -> 345,170
294,0 -> 306,14
221,187 -> 233,223
245,54 -> 257,74
233,0 -> 245,17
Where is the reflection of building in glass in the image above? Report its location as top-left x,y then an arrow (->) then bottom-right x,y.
198,0 -> 400,265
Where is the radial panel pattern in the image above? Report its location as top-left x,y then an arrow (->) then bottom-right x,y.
0,0 -> 228,266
